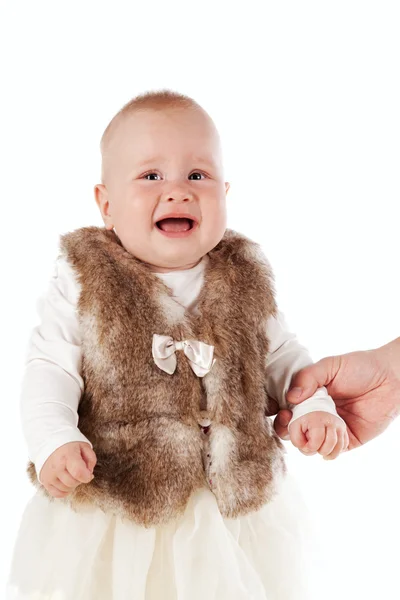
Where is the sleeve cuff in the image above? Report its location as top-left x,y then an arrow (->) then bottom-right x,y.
287,387 -> 347,431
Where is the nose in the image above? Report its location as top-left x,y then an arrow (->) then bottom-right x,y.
161,181 -> 194,203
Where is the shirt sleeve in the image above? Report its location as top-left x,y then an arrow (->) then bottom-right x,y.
19,257 -> 92,484
265,311 -> 346,428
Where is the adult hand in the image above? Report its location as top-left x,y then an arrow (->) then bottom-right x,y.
273,338 -> 400,450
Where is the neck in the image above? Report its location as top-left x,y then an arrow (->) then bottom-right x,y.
146,257 -> 203,273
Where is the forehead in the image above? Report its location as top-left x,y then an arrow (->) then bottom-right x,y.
110,108 -> 220,158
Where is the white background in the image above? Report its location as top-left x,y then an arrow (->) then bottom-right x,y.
1,1 -> 399,598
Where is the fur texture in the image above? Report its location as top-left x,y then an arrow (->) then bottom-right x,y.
27,227 -> 287,526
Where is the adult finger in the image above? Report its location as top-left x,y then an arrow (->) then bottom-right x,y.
273,409 -> 293,440
265,398 -> 279,417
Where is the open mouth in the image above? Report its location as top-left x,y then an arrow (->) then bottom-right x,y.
155,217 -> 196,233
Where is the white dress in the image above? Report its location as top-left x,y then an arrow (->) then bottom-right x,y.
7,255 -> 336,600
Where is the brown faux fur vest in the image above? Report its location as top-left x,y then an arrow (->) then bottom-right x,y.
27,227 -> 287,526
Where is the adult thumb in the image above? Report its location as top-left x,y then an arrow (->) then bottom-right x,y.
286,356 -> 337,405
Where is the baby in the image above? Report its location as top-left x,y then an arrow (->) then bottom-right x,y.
10,89 -> 348,599
34,92 -> 347,497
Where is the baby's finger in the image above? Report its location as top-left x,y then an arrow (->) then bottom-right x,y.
57,469 -> 82,489
52,477 -> 75,493
323,430 -> 345,460
65,455 -> 93,483
318,427 -> 338,457
288,421 -> 308,450
80,444 -> 97,473
302,426 -> 326,453
46,483 -> 69,499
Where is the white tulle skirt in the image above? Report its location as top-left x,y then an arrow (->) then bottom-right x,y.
7,471 -> 319,600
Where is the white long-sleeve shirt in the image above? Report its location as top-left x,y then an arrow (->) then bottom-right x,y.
20,254 -> 343,483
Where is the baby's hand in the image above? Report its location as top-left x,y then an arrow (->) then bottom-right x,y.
288,411 -> 349,460
39,441 -> 97,498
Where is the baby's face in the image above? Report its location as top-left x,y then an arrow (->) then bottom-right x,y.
95,107 -> 229,272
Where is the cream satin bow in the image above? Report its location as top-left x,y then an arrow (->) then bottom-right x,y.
152,334 -> 216,377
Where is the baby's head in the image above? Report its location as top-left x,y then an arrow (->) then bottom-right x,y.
95,90 -> 230,273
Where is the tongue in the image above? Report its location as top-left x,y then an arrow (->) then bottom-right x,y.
158,218 -> 191,232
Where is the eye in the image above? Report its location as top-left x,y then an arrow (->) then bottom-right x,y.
143,172 -> 161,181
189,172 -> 206,180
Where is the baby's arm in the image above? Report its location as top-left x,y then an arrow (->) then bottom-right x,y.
265,311 -> 348,458
20,257 -> 93,484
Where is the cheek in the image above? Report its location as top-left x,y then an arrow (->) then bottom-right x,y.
202,195 -> 227,239
119,190 -> 155,219
204,191 -> 227,220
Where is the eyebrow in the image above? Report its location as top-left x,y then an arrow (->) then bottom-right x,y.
192,157 -> 217,168
136,156 -> 164,167
136,156 -> 217,168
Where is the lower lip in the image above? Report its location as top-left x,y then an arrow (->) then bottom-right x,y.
155,222 -> 198,238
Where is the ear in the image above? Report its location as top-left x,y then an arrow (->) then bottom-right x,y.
94,184 -> 114,230
225,182 -> 230,194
